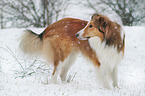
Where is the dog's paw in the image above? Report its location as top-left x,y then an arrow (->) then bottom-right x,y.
41,77 -> 49,85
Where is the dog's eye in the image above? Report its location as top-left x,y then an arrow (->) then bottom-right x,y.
89,25 -> 93,28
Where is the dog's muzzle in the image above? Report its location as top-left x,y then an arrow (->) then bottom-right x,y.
75,33 -> 88,40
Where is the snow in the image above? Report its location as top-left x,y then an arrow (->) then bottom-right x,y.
0,27 -> 145,96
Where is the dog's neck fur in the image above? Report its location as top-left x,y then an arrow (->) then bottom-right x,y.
88,37 -> 124,70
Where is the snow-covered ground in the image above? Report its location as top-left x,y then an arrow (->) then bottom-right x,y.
0,26 -> 145,96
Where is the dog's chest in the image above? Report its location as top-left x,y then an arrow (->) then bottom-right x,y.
89,37 -> 123,70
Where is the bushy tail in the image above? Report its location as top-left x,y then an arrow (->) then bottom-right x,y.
20,30 -> 43,56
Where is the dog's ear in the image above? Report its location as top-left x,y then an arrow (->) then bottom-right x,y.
99,17 -> 114,45
91,14 -> 108,30
91,14 -> 112,39
91,14 -> 100,28
91,13 -> 100,20
98,17 -> 108,32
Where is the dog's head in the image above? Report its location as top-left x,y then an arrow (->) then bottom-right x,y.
76,14 -> 121,45
76,13 -> 125,52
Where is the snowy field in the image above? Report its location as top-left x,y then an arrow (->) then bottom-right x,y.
0,26 -> 145,96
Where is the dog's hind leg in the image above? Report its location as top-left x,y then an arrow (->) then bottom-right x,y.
41,60 -> 60,84
50,60 -> 61,83
60,51 -> 78,82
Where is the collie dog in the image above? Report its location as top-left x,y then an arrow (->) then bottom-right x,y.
76,14 -> 125,89
20,18 -> 100,83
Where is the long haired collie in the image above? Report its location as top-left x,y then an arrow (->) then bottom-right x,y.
76,14 -> 125,89
20,18 -> 100,83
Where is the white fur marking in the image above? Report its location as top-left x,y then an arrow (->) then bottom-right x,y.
50,51 -> 78,83
120,28 -> 125,41
60,51 -> 78,81
89,37 -> 123,89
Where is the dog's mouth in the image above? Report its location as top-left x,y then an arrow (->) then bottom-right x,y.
86,37 -> 90,39
77,36 -> 90,40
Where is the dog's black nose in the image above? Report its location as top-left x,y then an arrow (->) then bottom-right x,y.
75,33 -> 79,37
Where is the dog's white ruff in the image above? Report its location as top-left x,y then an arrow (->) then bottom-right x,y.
89,37 -> 124,89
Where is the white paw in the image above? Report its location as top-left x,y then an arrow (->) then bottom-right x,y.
41,77 -> 49,85
49,76 -> 58,84
41,76 -> 58,84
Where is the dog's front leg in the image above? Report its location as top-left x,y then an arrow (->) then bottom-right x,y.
112,66 -> 118,88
